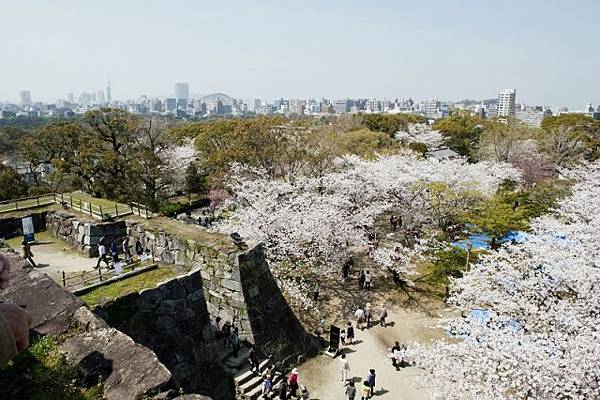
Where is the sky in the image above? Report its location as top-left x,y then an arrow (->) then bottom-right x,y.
0,0 -> 599,108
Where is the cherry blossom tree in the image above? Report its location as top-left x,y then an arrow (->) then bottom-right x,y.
216,153 -> 519,308
410,162 -> 600,399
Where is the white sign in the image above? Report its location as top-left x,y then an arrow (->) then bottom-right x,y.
22,217 -> 35,242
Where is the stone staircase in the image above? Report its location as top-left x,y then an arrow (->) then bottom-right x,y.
234,359 -> 284,400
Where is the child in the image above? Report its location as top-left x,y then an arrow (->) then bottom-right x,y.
361,380 -> 370,400
340,328 -> 346,346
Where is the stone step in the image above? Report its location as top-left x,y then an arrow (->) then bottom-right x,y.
224,346 -> 251,369
234,359 -> 270,386
244,372 -> 282,400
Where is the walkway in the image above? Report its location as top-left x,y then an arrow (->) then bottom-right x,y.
298,307 -> 448,400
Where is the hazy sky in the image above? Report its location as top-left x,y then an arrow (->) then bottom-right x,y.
1,0 -> 599,108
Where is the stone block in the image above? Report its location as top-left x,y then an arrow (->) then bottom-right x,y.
161,278 -> 186,300
157,299 -> 186,315
137,288 -> 164,311
179,271 -> 202,293
221,278 -> 242,292
154,315 -> 176,332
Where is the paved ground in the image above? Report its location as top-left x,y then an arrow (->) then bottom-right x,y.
9,232 -> 95,282
298,307 -> 448,400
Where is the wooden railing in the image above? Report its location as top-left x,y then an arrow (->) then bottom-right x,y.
0,194 -> 56,214
60,260 -> 153,291
0,192 -> 145,220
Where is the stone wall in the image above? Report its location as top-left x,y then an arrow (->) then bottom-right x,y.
238,245 -> 320,365
0,251 -> 177,400
126,221 -> 254,342
46,211 -> 126,257
94,269 -> 232,399
0,211 -> 48,240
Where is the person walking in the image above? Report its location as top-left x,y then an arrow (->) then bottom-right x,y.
355,306 -> 365,330
278,379 -> 288,400
346,321 -> 355,345
313,282 -> 320,302
21,240 -> 36,268
340,352 -> 350,384
358,270 -> 365,290
95,242 -> 110,269
366,369 -> 376,398
261,374 -> 273,399
222,321 -> 232,346
345,380 -> 356,400
110,241 -> 119,265
288,368 -> 299,398
391,341 -> 401,367
364,271 -> 372,291
249,343 -> 260,374
379,304 -> 388,327
364,303 -> 372,328
360,380 -> 370,400
390,215 -> 397,231
229,327 -> 240,357
122,237 -> 131,262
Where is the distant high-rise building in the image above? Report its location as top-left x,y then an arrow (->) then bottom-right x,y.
97,90 -> 105,104
289,99 -> 306,115
165,98 -> 177,112
174,83 -> 190,103
498,89 -> 516,118
334,99 -> 350,114
67,93 -> 74,103
106,73 -> 112,104
19,90 -> 31,106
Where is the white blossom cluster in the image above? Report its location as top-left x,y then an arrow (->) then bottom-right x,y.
410,162 -> 600,399
395,123 -> 444,148
217,154 -> 518,282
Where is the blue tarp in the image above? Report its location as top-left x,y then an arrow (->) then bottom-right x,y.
451,230 -> 529,250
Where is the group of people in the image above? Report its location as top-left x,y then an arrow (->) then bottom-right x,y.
342,366 -> 377,400
208,317 -> 242,356
353,303 -> 388,330
95,236 -> 145,270
358,270 -> 373,290
389,214 -> 402,232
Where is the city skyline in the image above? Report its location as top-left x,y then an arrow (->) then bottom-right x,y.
1,1 -> 599,108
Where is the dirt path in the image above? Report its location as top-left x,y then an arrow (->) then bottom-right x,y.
20,234 -> 96,281
298,307 -> 449,400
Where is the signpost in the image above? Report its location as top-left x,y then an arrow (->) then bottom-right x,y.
21,217 -> 35,243
325,324 -> 341,357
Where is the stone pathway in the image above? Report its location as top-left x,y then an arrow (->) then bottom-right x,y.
297,307 -> 448,400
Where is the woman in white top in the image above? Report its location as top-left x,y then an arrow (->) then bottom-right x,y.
340,352 -> 350,384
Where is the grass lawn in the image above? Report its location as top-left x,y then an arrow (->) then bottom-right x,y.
80,266 -> 180,307
0,195 -> 54,217
63,191 -> 132,217
133,215 -> 237,253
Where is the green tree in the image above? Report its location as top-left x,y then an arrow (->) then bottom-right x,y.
338,128 -> 401,159
0,164 -> 26,201
467,196 -> 528,248
361,114 -> 426,136
185,162 -> 206,202
78,108 -> 137,201
433,115 -> 488,161
541,114 -> 600,162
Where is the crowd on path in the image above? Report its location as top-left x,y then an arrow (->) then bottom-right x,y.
93,235 -> 150,270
